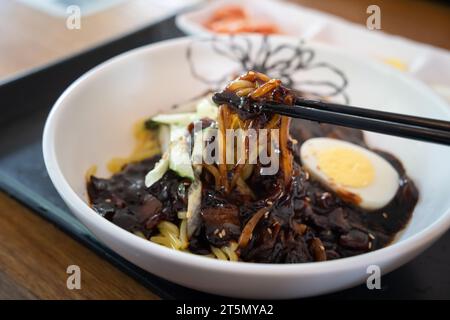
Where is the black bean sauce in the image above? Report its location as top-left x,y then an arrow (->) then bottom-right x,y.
87,120 -> 418,263
88,158 -> 190,239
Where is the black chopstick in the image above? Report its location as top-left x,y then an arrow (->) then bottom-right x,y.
262,102 -> 450,146
212,92 -> 450,146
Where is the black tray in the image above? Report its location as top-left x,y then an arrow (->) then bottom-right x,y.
0,16 -> 449,300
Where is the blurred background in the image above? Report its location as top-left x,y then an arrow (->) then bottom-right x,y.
0,0 -> 449,300
0,0 -> 448,75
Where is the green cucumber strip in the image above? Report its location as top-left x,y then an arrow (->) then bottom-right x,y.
144,153 -> 169,188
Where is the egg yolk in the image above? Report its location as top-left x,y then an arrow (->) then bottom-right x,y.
316,147 -> 375,188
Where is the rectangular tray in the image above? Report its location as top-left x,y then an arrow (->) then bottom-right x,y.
0,16 -> 449,300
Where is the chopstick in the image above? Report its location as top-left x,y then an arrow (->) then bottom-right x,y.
263,102 -> 450,145
212,93 -> 450,146
293,98 -> 450,132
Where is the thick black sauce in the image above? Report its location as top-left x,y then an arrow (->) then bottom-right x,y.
212,84 -> 295,121
87,120 -> 418,263
88,159 -> 190,239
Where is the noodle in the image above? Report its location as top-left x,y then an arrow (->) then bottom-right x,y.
150,219 -> 191,250
133,231 -> 146,239
218,105 -> 230,192
211,71 -> 295,195
238,207 -> 269,248
211,242 -> 239,261
280,116 -> 293,187
150,236 -> 172,248
210,245 -> 228,260
179,219 -> 189,249
222,242 -> 239,261
202,163 -> 222,189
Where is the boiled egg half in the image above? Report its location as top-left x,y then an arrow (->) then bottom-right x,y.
300,137 -> 399,210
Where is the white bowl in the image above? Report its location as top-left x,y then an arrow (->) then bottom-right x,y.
43,35 -> 450,299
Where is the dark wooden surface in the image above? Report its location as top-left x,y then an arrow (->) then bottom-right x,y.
0,0 -> 448,299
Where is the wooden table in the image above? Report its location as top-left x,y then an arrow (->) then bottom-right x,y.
0,0 -> 449,299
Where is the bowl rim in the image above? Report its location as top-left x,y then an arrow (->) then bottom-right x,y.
43,35 -> 450,276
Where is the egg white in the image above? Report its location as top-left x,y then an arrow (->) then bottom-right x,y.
300,137 -> 399,211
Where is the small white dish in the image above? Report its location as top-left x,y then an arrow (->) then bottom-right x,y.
176,0 -> 450,103
175,0 -> 327,38
43,35 -> 450,299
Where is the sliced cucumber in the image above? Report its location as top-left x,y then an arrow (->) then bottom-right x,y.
169,124 -> 187,141
145,95 -> 218,186
145,124 -> 194,186
157,124 -> 170,153
186,180 -> 202,238
144,153 -> 169,188
196,96 -> 218,120
151,112 -> 197,126
175,96 -> 205,113
169,142 -> 195,180
168,125 -> 195,180
191,125 -> 204,174
150,95 -> 217,126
